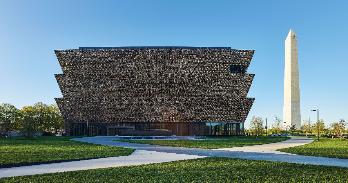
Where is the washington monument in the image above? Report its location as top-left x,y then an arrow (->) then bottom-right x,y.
283,29 -> 301,129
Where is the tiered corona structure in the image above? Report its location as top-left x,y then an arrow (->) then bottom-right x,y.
55,47 -> 255,136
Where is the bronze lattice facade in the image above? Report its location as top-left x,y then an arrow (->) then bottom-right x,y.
55,47 -> 255,136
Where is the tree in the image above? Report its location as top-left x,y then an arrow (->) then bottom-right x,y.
330,119 -> 346,138
0,103 -> 21,133
270,117 -> 282,134
19,103 -> 64,137
312,119 -> 326,138
32,102 -> 50,132
47,104 -> 64,134
289,125 -> 296,135
250,116 -> 264,136
301,120 -> 312,136
20,106 -> 40,137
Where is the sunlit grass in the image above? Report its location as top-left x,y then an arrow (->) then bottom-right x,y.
0,137 -> 133,167
279,138 -> 348,159
120,136 -> 288,149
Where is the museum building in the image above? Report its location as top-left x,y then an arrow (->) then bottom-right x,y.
54,47 -> 255,136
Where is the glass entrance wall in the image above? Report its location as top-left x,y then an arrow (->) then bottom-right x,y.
69,121 -> 244,136
205,122 -> 242,136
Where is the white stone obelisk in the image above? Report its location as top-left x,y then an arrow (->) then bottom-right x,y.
283,29 -> 301,130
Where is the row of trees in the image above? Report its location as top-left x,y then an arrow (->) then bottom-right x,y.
300,119 -> 347,138
0,102 -> 63,137
248,116 -> 347,138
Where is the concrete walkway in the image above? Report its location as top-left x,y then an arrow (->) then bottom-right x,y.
0,150 -> 205,178
214,136 -> 314,154
74,136 -> 348,168
2,136 -> 348,179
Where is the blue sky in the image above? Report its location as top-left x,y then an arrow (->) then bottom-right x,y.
0,0 -> 347,127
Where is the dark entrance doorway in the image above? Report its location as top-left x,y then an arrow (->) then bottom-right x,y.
107,126 -> 135,136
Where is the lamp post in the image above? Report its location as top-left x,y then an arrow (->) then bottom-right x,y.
311,109 -> 320,141
283,121 -> 287,135
265,118 -> 268,136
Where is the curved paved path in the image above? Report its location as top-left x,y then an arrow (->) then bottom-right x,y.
75,136 -> 348,168
1,136 -> 348,179
214,136 -> 313,153
0,150 -> 204,178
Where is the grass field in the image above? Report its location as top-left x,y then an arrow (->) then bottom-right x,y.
0,137 -> 133,167
280,138 -> 348,159
2,157 -> 348,182
120,136 -> 288,149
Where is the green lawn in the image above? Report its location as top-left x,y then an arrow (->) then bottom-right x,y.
2,157 -> 348,182
120,136 -> 288,149
0,137 -> 133,167
279,138 -> 348,159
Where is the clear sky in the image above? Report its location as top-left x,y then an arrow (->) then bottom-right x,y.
0,0 -> 347,127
